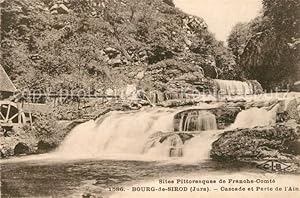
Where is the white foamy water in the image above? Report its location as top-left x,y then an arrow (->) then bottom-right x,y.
53,106 -> 222,162
53,95 -> 293,161
230,105 -> 279,129
178,130 -> 223,163
56,108 -> 177,158
214,79 -> 254,95
144,130 -> 222,163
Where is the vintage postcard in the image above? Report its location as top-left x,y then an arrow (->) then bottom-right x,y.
1,0 -> 299,197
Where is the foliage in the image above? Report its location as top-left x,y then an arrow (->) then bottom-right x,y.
30,113 -> 69,144
1,0 -> 239,92
228,22 -> 251,62
228,0 -> 300,89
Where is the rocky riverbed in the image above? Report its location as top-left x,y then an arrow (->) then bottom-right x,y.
1,92 -> 300,162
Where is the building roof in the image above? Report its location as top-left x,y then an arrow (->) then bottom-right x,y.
0,65 -> 17,92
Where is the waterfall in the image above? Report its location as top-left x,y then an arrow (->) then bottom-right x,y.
56,108 -> 177,158
214,79 -> 262,95
179,130 -> 223,162
177,110 -> 217,131
144,129 -> 222,162
55,107 -> 219,160
230,104 -> 280,129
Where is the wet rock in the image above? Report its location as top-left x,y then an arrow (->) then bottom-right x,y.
159,99 -> 195,107
178,133 -> 194,143
210,106 -> 241,129
211,124 -> 300,161
143,132 -> 166,153
121,101 -> 142,111
245,99 -> 278,109
37,141 -> 56,153
14,142 -> 30,155
278,98 -> 300,123
170,147 -> 183,157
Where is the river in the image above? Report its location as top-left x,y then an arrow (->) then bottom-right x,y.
1,87 -> 300,197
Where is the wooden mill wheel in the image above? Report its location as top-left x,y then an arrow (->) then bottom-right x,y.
0,101 -> 26,125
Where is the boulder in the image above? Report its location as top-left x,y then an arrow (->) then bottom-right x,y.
210,106 -> 242,129
278,98 -> 300,123
211,124 -> 300,161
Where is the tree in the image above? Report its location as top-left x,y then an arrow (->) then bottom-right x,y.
228,0 -> 300,89
227,22 -> 251,61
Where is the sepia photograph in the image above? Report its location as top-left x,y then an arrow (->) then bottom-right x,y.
0,0 -> 299,197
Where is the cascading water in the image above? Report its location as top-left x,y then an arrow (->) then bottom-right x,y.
230,104 -> 280,129
55,107 -> 220,161
56,108 -> 177,158
177,110 -> 217,131
214,79 -> 255,95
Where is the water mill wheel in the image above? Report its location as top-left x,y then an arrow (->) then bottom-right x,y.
0,101 -> 27,128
